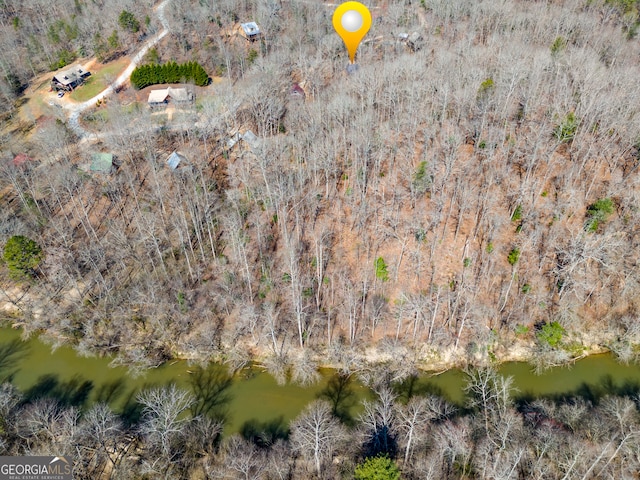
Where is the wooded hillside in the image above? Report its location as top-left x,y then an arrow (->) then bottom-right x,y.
2,0 -> 640,378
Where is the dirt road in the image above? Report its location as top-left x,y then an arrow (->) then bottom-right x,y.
65,0 -> 172,140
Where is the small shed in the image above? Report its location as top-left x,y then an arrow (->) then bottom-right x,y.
407,32 -> 423,51
291,83 -> 306,99
90,153 -> 114,173
166,151 -> 187,170
241,130 -> 259,147
226,132 -> 240,149
240,22 -> 261,41
398,31 -> 423,52
227,130 -> 259,150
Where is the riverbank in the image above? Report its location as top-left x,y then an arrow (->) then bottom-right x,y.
0,324 -> 637,425
0,294 -> 616,381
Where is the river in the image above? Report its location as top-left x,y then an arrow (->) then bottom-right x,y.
1,326 -> 639,434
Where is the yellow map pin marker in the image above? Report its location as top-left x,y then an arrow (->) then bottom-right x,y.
332,1 -> 372,64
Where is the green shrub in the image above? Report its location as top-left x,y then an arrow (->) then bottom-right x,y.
537,321 -> 566,348
554,112 -> 578,142
354,455 -> 401,480
477,77 -> 494,103
375,257 -> 389,282
585,197 -> 614,232
511,205 -> 523,222
550,36 -> 567,57
507,248 -> 520,266
3,235 -> 43,279
412,161 -> 431,195
145,48 -> 160,64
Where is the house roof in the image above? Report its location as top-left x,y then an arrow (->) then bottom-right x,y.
226,130 -> 259,149
227,133 -> 241,149
148,89 -> 169,103
408,32 -> 423,44
242,130 -> 258,146
90,153 -> 113,173
291,83 -> 305,97
166,151 -> 187,170
241,22 -> 261,36
53,66 -> 89,86
147,87 -> 192,104
11,154 -> 31,168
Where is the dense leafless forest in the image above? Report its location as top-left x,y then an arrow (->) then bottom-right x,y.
3,0 -> 640,374
2,0 -> 640,376
4,0 -> 640,477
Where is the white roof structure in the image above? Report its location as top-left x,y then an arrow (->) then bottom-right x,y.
147,87 -> 192,104
241,22 -> 261,37
148,89 -> 168,103
241,130 -> 258,147
166,151 -> 187,170
227,130 -> 259,149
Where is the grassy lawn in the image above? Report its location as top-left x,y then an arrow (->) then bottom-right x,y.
84,109 -> 110,123
70,58 -> 129,102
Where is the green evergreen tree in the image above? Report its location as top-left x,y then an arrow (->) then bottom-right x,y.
354,455 -> 401,480
169,61 -> 179,83
93,32 -> 108,62
118,10 -> 140,33
107,29 -> 119,50
3,235 -> 43,279
130,61 -> 209,88
197,64 -> 208,86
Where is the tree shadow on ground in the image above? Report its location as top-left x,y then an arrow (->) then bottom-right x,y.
318,372 -> 358,426
22,373 -> 93,408
363,425 -> 397,459
188,364 -> 233,423
240,415 -> 289,448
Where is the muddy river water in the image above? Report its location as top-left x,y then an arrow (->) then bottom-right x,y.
1,326 -> 639,433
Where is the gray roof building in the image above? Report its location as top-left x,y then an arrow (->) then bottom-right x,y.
240,22 -> 261,40
148,87 -> 194,106
90,153 -> 114,173
166,151 -> 187,170
52,66 -> 90,91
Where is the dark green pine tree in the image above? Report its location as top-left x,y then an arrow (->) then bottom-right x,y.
130,61 -> 208,88
178,62 -> 187,83
194,63 -> 208,86
171,61 -> 180,83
